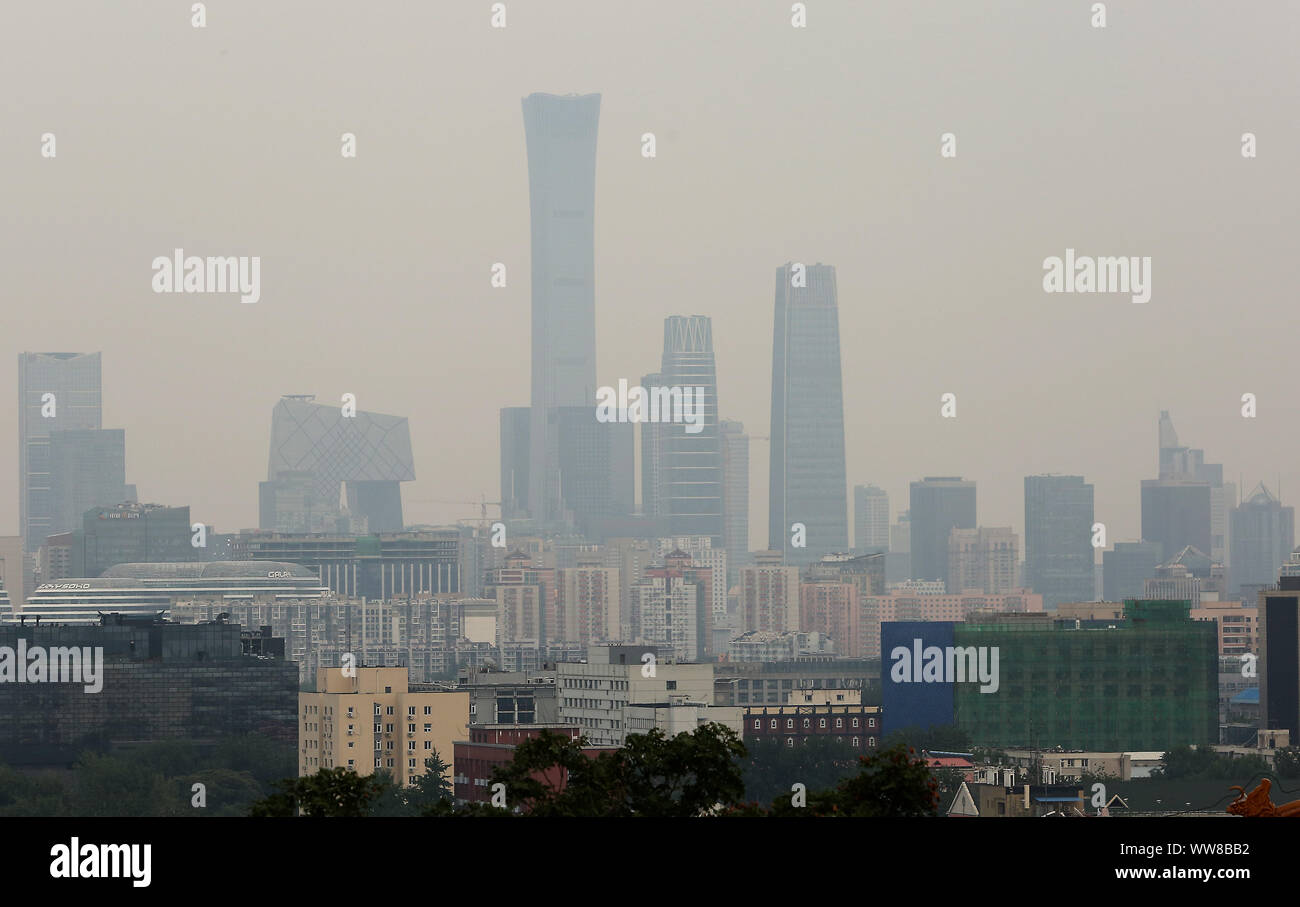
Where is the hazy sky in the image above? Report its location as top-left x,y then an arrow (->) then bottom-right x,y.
3,1 -> 1297,551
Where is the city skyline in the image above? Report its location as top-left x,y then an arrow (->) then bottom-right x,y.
3,2 -> 1297,556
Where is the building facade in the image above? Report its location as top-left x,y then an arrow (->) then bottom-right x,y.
19,352 -> 103,552
910,477 -> 976,590
1024,474 -> 1095,610
768,262 -> 848,565
523,92 -> 601,527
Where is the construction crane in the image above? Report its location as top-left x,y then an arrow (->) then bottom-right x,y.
408,494 -> 502,526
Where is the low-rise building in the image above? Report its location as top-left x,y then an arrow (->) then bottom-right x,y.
743,697 -> 882,751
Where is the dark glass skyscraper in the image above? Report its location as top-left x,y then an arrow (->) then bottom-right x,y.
768,263 -> 848,565
909,477 -> 976,588
1024,475 -> 1095,609
18,352 -> 103,552
658,315 -> 723,546
522,92 -> 601,526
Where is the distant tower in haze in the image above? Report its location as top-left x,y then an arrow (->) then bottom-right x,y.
19,352 -> 103,552
658,315 -> 723,547
1148,410 -> 1233,565
1231,484 -> 1295,593
768,262 -> 848,565
909,477 -> 976,589
1024,475 -> 1095,609
499,407 -> 530,520
720,419 -> 750,582
522,92 -> 601,526
854,485 -> 889,554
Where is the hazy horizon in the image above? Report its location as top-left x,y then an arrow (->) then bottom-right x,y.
4,0 -> 1298,553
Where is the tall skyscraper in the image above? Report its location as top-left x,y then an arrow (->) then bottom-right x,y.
556,406 -> 633,541
1024,475 -> 1095,609
640,370 -> 666,520
1141,479 -> 1211,563
656,315 -> 723,546
18,352 -> 103,552
522,92 -> 601,526
909,477 -> 976,589
48,429 -> 129,538
1149,410 -> 1231,565
887,510 -> 911,586
854,484 -> 890,554
720,419 -> 750,583
1231,484 -> 1295,594
499,407 -> 530,520
768,262 -> 848,565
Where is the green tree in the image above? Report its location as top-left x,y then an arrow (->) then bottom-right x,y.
210,735 -> 297,790
407,752 -> 454,814
491,723 -> 747,817
764,744 -> 940,817
740,736 -> 860,805
182,768 -> 265,816
0,764 -> 68,817
249,766 -> 390,817
1274,747 -> 1300,780
67,752 -> 187,817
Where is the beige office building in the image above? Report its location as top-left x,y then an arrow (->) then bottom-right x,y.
299,667 -> 468,787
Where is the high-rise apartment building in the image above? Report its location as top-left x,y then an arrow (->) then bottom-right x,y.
768,263 -> 848,565
557,555 -> 620,644
947,527 -> 1019,594
738,551 -> 800,634
854,484 -> 890,554
799,578 -> 862,658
